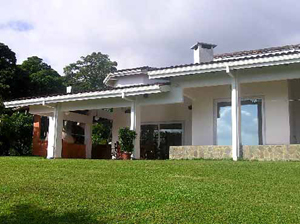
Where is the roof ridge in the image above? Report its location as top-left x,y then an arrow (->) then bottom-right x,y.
214,43 -> 300,59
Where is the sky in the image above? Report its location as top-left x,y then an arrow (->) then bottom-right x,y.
1,0 -> 300,75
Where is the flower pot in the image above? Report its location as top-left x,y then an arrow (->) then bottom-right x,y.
121,152 -> 131,160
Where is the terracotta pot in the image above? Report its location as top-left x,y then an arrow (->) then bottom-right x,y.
121,152 -> 131,160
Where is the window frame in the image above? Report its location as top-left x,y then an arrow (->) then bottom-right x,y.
213,96 -> 266,146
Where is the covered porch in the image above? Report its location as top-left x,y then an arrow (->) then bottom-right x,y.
170,63 -> 300,161
13,84 -> 179,160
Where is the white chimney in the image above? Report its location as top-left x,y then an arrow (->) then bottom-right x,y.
191,42 -> 217,64
66,86 -> 72,93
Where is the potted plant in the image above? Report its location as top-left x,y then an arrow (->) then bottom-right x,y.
118,127 -> 137,160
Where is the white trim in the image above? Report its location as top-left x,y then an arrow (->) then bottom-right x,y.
4,84 -> 170,108
148,53 -> 300,79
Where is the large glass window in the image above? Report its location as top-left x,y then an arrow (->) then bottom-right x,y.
216,99 -> 263,145
140,123 -> 183,159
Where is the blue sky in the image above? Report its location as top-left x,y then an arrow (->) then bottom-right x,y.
1,0 -> 300,74
0,21 -> 34,32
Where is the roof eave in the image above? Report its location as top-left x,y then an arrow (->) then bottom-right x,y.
4,84 -> 170,109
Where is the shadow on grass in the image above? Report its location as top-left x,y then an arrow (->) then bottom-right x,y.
0,204 -> 104,224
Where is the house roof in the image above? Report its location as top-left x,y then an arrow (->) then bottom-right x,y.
148,44 -> 300,79
104,43 -> 300,81
4,83 -> 170,108
103,66 -> 157,86
214,44 -> 300,60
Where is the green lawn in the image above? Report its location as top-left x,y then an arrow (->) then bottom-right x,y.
1,157 -> 300,223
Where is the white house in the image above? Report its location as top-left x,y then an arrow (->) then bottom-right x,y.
5,42 -> 300,161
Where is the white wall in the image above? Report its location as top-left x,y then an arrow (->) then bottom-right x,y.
111,108 -> 130,147
111,97 -> 192,146
187,80 -> 290,145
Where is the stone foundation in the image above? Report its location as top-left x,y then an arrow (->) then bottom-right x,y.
169,145 -> 232,160
243,145 -> 300,161
170,145 -> 300,161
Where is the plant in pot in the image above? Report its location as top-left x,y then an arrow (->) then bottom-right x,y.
118,127 -> 137,160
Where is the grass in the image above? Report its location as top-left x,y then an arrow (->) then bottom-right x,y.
0,157 -> 300,223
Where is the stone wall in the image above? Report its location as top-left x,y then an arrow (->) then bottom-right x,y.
170,145 -> 300,161
243,145 -> 300,161
169,145 -> 232,160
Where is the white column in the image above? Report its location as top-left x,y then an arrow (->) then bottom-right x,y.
130,101 -> 141,159
85,116 -> 93,159
130,101 -> 136,131
231,75 -> 241,161
47,104 -> 63,159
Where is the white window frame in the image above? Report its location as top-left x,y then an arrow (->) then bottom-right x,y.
213,96 -> 266,146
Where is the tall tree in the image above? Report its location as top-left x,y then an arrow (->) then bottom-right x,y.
21,56 -> 65,96
0,43 -> 28,100
64,52 -> 117,92
0,43 -> 33,156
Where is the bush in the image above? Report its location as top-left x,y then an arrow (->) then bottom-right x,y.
118,127 -> 136,153
0,112 -> 33,156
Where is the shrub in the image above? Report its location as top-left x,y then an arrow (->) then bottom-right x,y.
92,122 -> 111,145
0,112 -> 33,156
118,127 -> 136,153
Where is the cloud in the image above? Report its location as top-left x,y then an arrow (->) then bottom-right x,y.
0,0 -> 300,75
241,110 -> 251,117
0,21 -> 34,32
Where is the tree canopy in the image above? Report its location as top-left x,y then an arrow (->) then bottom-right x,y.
0,43 -> 29,100
64,52 -> 117,92
21,56 -> 65,96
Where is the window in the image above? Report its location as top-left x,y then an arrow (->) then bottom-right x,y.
216,98 -> 263,145
63,121 -> 85,144
40,116 -> 49,140
140,123 -> 183,159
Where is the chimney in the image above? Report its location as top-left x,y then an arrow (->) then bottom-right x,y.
191,42 -> 217,64
66,86 -> 72,93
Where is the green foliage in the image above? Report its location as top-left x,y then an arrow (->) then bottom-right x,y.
64,52 -> 117,92
20,56 -> 65,96
92,122 -> 111,145
1,158 -> 300,223
0,112 -> 33,156
0,43 -> 30,100
0,43 -> 67,157
118,127 -> 137,153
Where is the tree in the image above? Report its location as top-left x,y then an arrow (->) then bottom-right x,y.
0,44 -> 64,156
0,43 -> 27,100
20,56 -> 65,96
64,52 -> 117,92
0,112 -> 33,156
